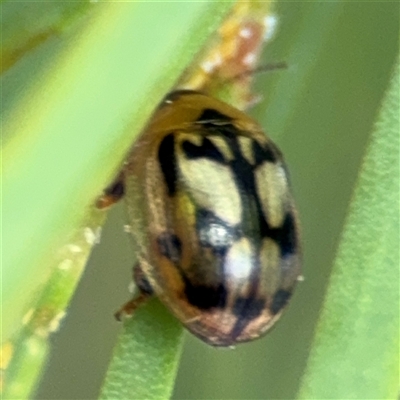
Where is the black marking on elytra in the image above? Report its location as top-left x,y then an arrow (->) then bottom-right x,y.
278,212 -> 297,257
209,126 -> 296,258
198,126 -> 296,323
182,137 -> 225,164
252,140 -> 277,165
184,282 -> 227,310
270,289 -> 292,315
262,212 -> 297,258
158,134 -> 177,196
157,232 -> 182,264
196,108 -> 233,126
230,297 -> 266,339
232,297 -> 265,319
157,227 -> 229,310
211,125 -> 268,239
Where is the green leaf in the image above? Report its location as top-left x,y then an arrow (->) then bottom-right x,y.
100,299 -> 184,400
2,335 -> 48,399
3,0 -> 234,340
298,56 -> 399,399
1,1 -> 91,74
2,2 -> 235,398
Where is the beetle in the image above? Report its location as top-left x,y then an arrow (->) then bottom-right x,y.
99,90 -> 301,346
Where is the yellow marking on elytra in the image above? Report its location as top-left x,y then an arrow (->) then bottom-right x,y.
208,136 -> 234,161
255,162 -> 288,228
179,157 -> 242,226
238,136 -> 255,165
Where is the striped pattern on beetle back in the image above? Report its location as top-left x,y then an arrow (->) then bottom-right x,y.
156,108 -> 299,341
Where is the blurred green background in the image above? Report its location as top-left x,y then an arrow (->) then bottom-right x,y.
4,2 -> 397,399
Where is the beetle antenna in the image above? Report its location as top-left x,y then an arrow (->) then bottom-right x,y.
233,61 -> 288,80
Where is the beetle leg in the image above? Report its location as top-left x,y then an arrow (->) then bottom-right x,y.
114,292 -> 151,321
114,263 -> 153,321
96,174 -> 125,209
